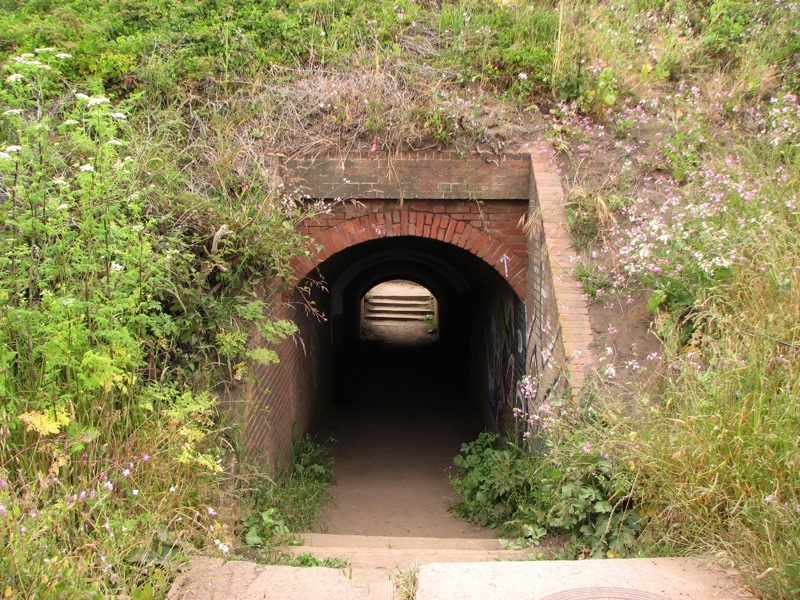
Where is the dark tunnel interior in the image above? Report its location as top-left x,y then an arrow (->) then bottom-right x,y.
279,233 -> 531,534
300,234 -> 527,441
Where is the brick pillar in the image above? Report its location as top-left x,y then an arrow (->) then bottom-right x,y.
526,144 -> 594,397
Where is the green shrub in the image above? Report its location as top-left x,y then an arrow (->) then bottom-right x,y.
451,394 -> 640,558
239,436 -> 334,552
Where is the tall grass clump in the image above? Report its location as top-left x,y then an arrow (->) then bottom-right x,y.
540,4 -> 800,597
622,216 -> 799,597
439,0 -> 559,94
569,62 -> 800,591
600,88 -> 800,599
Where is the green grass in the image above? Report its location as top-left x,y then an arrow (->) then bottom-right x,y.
573,262 -> 614,301
1,0 -> 799,598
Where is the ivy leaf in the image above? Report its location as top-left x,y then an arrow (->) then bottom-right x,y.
646,289 -> 667,312
245,525 -> 264,548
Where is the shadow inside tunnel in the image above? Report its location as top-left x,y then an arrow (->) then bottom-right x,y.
313,325 -> 490,537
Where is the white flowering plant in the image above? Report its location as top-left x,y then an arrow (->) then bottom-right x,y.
0,48 -> 317,597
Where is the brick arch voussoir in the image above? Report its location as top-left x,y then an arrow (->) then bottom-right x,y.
291,210 -> 526,300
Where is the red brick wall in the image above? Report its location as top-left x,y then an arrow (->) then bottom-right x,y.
523,147 -> 595,414
293,204 -> 528,300
242,284 -> 332,465
285,151 -> 530,200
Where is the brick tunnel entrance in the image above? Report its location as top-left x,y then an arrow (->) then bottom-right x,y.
240,149 -> 593,530
323,235 -> 525,429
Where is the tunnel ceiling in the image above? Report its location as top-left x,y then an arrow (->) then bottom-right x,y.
309,235 -> 514,304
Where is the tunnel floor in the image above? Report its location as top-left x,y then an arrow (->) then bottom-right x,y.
314,328 -> 493,538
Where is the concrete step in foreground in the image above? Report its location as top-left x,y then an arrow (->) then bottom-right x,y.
168,536 -> 754,600
416,557 -> 755,600
290,533 -> 536,570
168,535 -> 541,600
168,557 -> 372,600
289,533 -> 541,600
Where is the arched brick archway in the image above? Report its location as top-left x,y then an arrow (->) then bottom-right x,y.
291,210 -> 527,300
244,147 -> 594,465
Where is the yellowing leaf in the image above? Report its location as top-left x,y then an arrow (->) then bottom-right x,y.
18,409 -> 70,436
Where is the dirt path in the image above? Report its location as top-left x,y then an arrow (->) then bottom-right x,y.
315,292 -> 493,538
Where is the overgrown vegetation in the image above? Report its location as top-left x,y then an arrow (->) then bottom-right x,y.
395,562 -> 420,600
1,0 -> 798,598
451,392 -> 640,559
542,2 -> 800,599
239,436 -> 334,555
420,314 -> 437,334
0,44 -> 318,597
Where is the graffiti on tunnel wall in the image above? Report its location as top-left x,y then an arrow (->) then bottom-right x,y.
485,285 -> 525,429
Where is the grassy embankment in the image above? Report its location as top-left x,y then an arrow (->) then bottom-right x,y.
0,1 -> 798,598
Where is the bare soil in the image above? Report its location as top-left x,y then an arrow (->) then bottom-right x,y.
588,291 -> 664,408
315,293 -> 493,539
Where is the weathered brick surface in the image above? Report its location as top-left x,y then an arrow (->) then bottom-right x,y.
294,206 -> 528,300
524,145 -> 594,401
242,284 -> 332,465
285,151 -> 530,200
